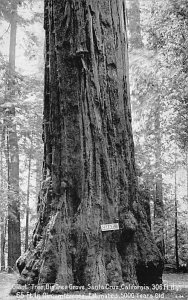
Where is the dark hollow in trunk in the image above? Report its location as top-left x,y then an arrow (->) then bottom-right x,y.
16,0 -> 163,288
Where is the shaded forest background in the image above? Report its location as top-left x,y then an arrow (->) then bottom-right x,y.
0,0 -> 188,272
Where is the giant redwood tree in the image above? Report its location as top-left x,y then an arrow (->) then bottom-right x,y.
17,0 -> 163,287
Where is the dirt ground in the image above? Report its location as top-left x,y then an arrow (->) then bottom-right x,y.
0,272 -> 188,300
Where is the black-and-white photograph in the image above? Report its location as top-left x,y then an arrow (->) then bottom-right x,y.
0,1 -> 188,299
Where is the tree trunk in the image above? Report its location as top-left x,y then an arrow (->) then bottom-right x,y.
128,0 -> 152,232
17,0 -> 163,287
0,144 -> 6,270
35,157 -> 42,203
186,150 -> 188,207
25,134 -> 33,251
7,1 -> 21,271
0,216 -> 6,271
186,150 -> 188,261
154,99 -> 165,258
174,152 -> 179,271
127,0 -> 143,49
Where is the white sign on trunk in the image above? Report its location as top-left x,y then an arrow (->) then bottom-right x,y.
101,223 -> 119,231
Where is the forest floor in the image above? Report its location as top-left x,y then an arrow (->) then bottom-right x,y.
0,272 -> 188,300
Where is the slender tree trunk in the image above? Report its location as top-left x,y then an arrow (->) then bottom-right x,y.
174,152 -> 179,271
154,99 -> 165,258
7,1 -> 21,271
0,216 -> 6,271
164,219 -> 168,263
25,134 -> 33,251
128,0 -> 152,230
0,144 -> 6,270
16,0 -> 163,288
1,216 -> 7,271
35,156 -> 42,203
186,150 -> 188,266
127,0 -> 143,49
186,150 -> 188,206
186,150 -> 188,271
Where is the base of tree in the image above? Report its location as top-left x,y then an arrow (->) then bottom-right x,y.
15,184 -> 163,289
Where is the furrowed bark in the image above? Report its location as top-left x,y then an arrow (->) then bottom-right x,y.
16,0 -> 163,288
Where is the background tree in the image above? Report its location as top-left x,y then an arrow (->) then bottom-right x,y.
3,0 -> 21,272
127,0 -> 143,49
0,0 -> 43,269
129,0 -> 188,269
